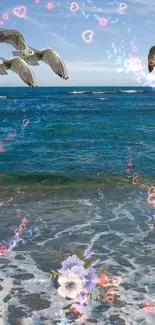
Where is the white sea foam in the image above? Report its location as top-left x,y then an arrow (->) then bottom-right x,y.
120,90 -> 144,93
77,199 -> 93,206
68,91 -> 87,94
0,193 -> 155,324
92,91 -> 107,94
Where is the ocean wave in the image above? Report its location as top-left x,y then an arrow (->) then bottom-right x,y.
68,90 -> 117,94
68,89 -> 146,95
99,97 -> 108,100
120,90 -> 144,93
68,91 -> 87,94
0,171 -> 144,189
92,91 -> 109,94
0,96 -> 7,99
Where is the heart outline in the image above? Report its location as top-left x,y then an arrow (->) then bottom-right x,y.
70,2 -> 79,12
82,30 -> 94,43
119,3 -> 127,11
13,6 -> 27,18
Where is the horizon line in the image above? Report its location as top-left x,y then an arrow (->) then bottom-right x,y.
0,85 -> 151,88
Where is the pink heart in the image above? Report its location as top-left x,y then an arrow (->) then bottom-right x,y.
82,30 -> 94,43
2,13 -> 9,20
126,169 -> 130,173
144,305 -> 152,313
70,2 -> 79,12
119,3 -> 127,11
0,21 -> 4,25
13,6 -> 27,18
99,17 -> 108,26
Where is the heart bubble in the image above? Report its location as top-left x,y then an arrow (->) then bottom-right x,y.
119,3 -> 127,11
82,30 -> 94,43
70,2 -> 79,12
13,6 -> 27,18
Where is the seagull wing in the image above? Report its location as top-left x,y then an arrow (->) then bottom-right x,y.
0,63 -> 8,75
25,54 -> 40,66
0,29 -> 27,50
148,46 -> 155,73
39,48 -> 69,80
7,57 -> 37,87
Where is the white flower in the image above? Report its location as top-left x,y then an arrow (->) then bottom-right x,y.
58,273 -> 83,299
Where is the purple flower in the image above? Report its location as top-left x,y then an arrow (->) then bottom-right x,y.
59,254 -> 84,274
83,248 -> 93,259
84,267 -> 98,293
8,238 -> 17,248
69,265 -> 86,285
67,315 -> 74,323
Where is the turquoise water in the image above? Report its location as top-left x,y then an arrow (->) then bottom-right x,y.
0,87 -> 155,325
0,86 -> 154,178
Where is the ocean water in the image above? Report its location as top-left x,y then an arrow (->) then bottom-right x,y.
0,86 -> 155,325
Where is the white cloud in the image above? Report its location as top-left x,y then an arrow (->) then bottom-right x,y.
66,60 -> 115,72
24,15 -> 48,28
45,32 -> 78,49
33,60 -> 115,73
0,61 -> 141,87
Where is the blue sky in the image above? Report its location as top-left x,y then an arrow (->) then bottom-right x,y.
0,0 -> 154,86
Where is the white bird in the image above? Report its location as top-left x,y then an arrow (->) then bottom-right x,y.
0,29 -> 39,66
0,57 -> 37,87
0,29 -> 69,81
24,48 -> 69,80
148,45 -> 155,73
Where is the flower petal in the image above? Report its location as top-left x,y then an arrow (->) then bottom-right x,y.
58,275 -> 66,285
58,286 -> 67,298
68,290 -> 79,299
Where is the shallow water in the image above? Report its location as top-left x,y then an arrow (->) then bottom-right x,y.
0,87 -> 155,325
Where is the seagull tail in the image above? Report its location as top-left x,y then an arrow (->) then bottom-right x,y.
12,50 -> 24,58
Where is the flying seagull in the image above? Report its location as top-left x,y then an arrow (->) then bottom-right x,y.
148,45 -> 155,73
20,48 -> 69,80
0,28 -> 69,81
0,29 -> 39,66
0,57 -> 37,87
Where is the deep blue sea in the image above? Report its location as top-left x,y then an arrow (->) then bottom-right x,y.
0,86 -> 155,325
